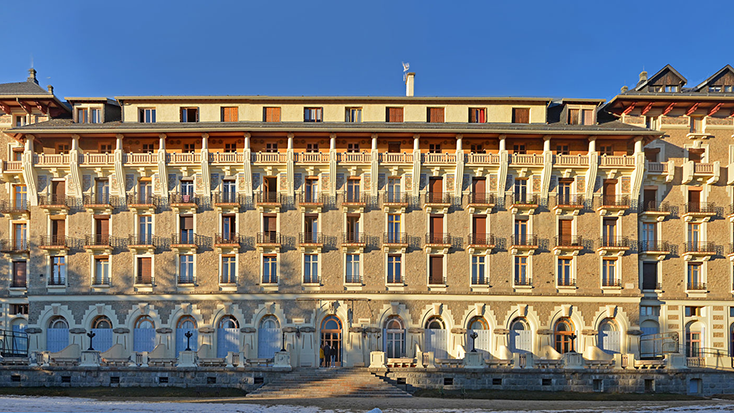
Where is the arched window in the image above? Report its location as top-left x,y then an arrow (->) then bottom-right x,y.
258,315 -> 281,359
175,315 -> 198,356
554,318 -> 575,354
424,316 -> 448,359
217,315 -> 240,357
598,318 -> 620,354
133,316 -> 156,353
467,317 -> 490,355
686,321 -> 703,358
509,318 -> 532,354
384,316 -> 405,358
91,315 -> 113,352
426,316 -> 444,330
47,316 -> 69,353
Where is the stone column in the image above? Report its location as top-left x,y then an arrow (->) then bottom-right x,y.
243,133 -> 252,197
156,134 -> 168,196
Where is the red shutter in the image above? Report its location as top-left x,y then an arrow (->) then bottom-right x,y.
138,257 -> 152,284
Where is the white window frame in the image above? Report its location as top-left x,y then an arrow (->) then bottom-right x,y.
303,252 -> 320,285
471,254 -> 488,285
261,253 -> 279,285
556,256 -> 575,288
91,255 -> 110,286
177,254 -> 195,285
386,253 -> 404,285
513,254 -> 532,288
220,254 -> 237,285
345,253 -> 362,284
601,257 -> 619,288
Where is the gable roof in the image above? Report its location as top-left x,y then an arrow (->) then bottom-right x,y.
693,65 -> 734,91
634,64 -> 688,91
0,81 -> 52,96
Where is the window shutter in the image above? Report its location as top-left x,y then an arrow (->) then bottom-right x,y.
138,257 -> 152,284
513,108 -> 530,124
430,256 -> 444,284
182,215 -> 194,230
568,109 -> 580,124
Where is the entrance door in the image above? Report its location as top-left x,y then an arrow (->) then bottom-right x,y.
425,318 -> 448,359
321,315 -> 343,366
258,316 -> 281,359
598,319 -> 621,354
509,319 -> 532,353
217,316 -> 240,358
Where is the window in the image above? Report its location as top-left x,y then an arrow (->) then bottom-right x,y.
709,86 -> 722,93
387,177 -> 401,203
429,144 -> 441,153
265,143 -> 278,153
14,115 -> 26,127
690,117 -> 703,134
514,178 -> 528,203
640,306 -> 660,316
221,214 -> 236,241
347,143 -> 359,153
725,85 -> 733,93
602,258 -> 617,287
469,108 -> 486,123
304,214 -> 318,242
139,108 -> 156,123
427,107 -> 444,123
183,143 -> 196,153
346,215 -> 360,242
224,143 -> 237,153
384,317 -> 405,358
649,85 -> 663,93
514,218 -> 528,243
686,322 -> 702,357
13,222 -> 27,250
472,255 -> 486,285
263,255 -> 277,284
180,215 -> 194,244
13,185 -> 27,210
602,217 -> 617,246
263,107 -> 281,122
687,263 -> 703,290
50,256 -> 66,285
386,107 -> 404,122
91,108 -> 101,123
12,261 -> 26,288
642,262 -> 658,290
179,255 -> 194,284
181,180 -> 194,198
180,107 -> 198,122
221,255 -> 236,284
388,142 -> 401,153
429,255 -> 444,285
685,306 -> 703,317
346,254 -> 360,283
139,215 -> 152,244
512,108 -> 530,123
470,143 -> 484,153
568,108 -> 594,125
221,107 -> 238,122
665,85 -> 679,93
77,108 -> 89,123
687,223 -> 701,250
99,143 -> 112,154
602,179 -> 617,206
641,222 -> 656,250
222,179 -> 236,203
556,145 -> 569,155
514,256 -> 529,285
306,143 -> 319,153
557,257 -> 573,286
387,255 -> 402,284
304,107 -> 323,122
10,304 -> 28,315
387,213 -> 401,242
513,144 -> 526,154
554,318 -> 575,354
304,178 -> 319,203
557,179 -> 572,205
303,254 -> 318,284
137,257 -> 152,284
645,116 -> 659,129
95,179 -> 110,204
142,143 -> 155,153
345,107 -> 362,122
94,257 -> 110,285
599,145 -> 613,156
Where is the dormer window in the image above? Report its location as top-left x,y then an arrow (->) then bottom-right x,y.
13,115 -> 26,127
649,85 -> 663,93
77,108 -> 101,124
304,107 -> 323,122
708,86 -> 721,93
469,108 -> 486,123
665,85 -> 679,93
180,107 -> 199,123
568,108 -> 594,125
511,108 -> 530,124
725,86 -> 733,93
139,108 -> 156,123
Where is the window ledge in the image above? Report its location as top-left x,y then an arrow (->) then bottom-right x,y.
345,283 -> 363,291
47,284 -> 66,292
176,284 -> 196,292
601,286 -> 622,294
471,285 -> 490,292
685,290 -> 708,297
91,284 -> 110,290
386,284 -> 405,292
134,284 -> 153,293
219,284 -> 237,292
427,284 -> 447,292
513,285 -> 533,293
556,286 -> 577,293
261,284 -> 279,292
302,283 -> 321,292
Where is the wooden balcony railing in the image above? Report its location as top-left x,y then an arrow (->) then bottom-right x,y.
295,152 -> 330,163
422,153 -> 457,164
465,153 -> 501,164
80,152 -> 115,165
166,152 -> 201,164
124,152 -> 157,165
34,153 -> 71,166
510,153 -> 544,165
693,163 -> 715,174
553,154 -> 589,166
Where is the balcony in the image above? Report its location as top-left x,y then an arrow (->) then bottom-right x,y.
0,239 -> 29,254
683,241 -> 716,259
84,234 -> 111,252
214,192 -> 242,212
553,154 -> 589,167
251,152 -> 288,164
510,153 -> 544,166
422,153 -> 457,165
596,237 -> 631,255
79,152 -> 115,166
683,202 -> 716,221
127,193 -> 157,213
124,152 -> 157,166
299,232 -> 324,249
424,192 -> 451,213
553,194 -> 584,215
601,278 -> 622,288
215,233 -> 241,250
256,192 -> 282,212
378,152 -> 413,164
169,193 -> 198,213
209,152 -> 244,165
686,282 -> 707,292
171,233 -> 201,251
638,240 -> 671,257
640,201 -> 671,221
682,161 -> 719,184
599,155 -> 636,168
38,194 -> 70,213
166,152 -> 201,165
553,236 -> 584,255
336,152 -> 372,164
295,152 -> 330,164
298,193 -> 325,211
39,235 -> 69,251
595,195 -> 630,215
342,232 -> 366,247
342,192 -> 367,210
128,234 -> 155,253
465,153 -> 501,165
34,153 -> 71,166
383,232 -> 408,250
467,193 -> 495,214
509,194 -> 539,214
382,192 -> 409,212
256,232 -> 282,249
467,233 -> 495,253
83,193 -> 113,214
0,200 -> 29,218
510,234 -> 538,253
647,161 -> 675,183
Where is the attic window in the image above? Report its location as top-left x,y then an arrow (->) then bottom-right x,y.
568,109 -> 594,125
511,108 -> 530,124
180,107 -> 199,123
665,85 -> 679,93
649,86 -> 663,93
726,86 -> 733,93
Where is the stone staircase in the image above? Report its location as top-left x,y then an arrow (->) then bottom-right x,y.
246,368 -> 412,398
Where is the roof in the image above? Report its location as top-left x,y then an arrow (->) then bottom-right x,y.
0,81 -> 52,96
114,95 -> 555,104
634,64 -> 688,92
693,65 -> 734,91
65,97 -> 120,106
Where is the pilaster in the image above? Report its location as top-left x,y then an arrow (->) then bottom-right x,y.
21,135 -> 38,206
455,134 -> 464,197
156,134 -> 168,196
69,135 -> 83,199
412,134 -> 420,197
243,133 -> 252,197
114,134 -> 126,204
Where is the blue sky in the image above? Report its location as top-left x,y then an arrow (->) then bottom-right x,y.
2,0 -> 732,100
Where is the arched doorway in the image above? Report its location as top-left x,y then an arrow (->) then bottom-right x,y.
175,316 -> 198,356
467,317 -> 491,356
509,318 -> 532,354
640,319 -> 660,358
424,316 -> 448,359
133,315 -> 156,353
321,315 -> 343,366
47,317 -> 69,353
686,321 -> 703,357
598,318 -> 620,354
554,318 -> 575,354
91,315 -> 113,352
384,316 -> 405,359
217,315 -> 240,358
10,318 -> 27,355
258,315 -> 281,359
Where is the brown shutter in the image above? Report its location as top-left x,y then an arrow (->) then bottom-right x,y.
689,149 -> 704,163
430,256 -> 444,284
430,178 -> 443,195
688,190 -> 700,210
472,178 -> 486,202
642,262 -> 657,290
513,108 -> 530,124
54,181 -> 66,198
643,189 -> 657,210
96,217 -> 109,235
428,108 -> 444,123
182,215 -> 194,231
138,257 -> 152,284
14,261 -> 26,285
265,107 -> 281,122
264,215 -> 276,232
473,216 -> 486,243
430,215 -> 443,243
568,109 -> 580,124
559,219 -> 572,244
53,219 -> 65,242
603,180 -> 616,203
583,109 -> 594,125
388,107 -> 403,122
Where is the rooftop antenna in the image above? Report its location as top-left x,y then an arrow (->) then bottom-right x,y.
402,62 -> 410,82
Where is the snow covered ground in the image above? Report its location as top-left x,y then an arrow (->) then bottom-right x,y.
0,396 -> 733,413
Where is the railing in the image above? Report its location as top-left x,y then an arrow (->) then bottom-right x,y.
598,237 -> 631,248
256,232 -> 281,245
171,233 -> 201,246
639,332 -> 679,358
295,152 -> 330,163
124,152 -> 157,165
256,192 -> 281,204
641,201 -> 670,213
342,232 -> 365,244
469,193 -> 494,205
510,234 -> 538,247
684,241 -> 715,254
599,155 -> 636,167
554,154 -> 589,166
509,194 -> 539,206
378,153 -> 413,163
510,153 -> 544,165
687,282 -> 707,291
639,240 -> 670,252
38,194 -> 68,207
514,276 -> 532,287
135,273 -> 152,285
214,192 -> 241,205
425,233 -> 451,245
251,152 -> 288,164
85,234 -> 110,247
337,152 -> 371,163
687,357 -> 705,367
0,200 -> 28,214
34,153 -> 71,166
383,191 -> 409,204
80,152 -> 115,165
425,192 -> 451,204
215,233 -> 241,245
3,161 -> 22,171
298,193 -> 325,204
465,153 -> 501,164
557,277 -> 576,287
83,194 -> 111,206
209,152 -> 244,164
0,239 -> 29,252
128,234 -> 154,246
554,235 -> 583,248
597,195 -> 631,208
422,153 -> 457,163
39,235 -> 67,248
467,233 -> 495,246
684,202 -> 715,214
127,193 -> 156,206
693,163 -> 715,174
647,162 -> 668,174
555,194 -> 584,207
602,278 -> 622,288
383,232 -> 408,245
169,193 -> 198,205
343,192 -> 367,204
166,152 -> 201,164
299,232 -> 324,245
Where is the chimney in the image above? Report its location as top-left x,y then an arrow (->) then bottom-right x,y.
27,68 -> 38,85
638,70 -> 648,83
405,72 -> 415,97
47,85 -> 54,94
621,86 -> 629,93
